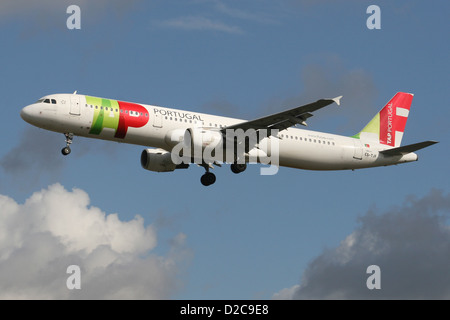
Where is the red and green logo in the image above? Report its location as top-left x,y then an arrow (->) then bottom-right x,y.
86,96 -> 149,139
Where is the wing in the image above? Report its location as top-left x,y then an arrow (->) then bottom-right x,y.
223,96 -> 342,133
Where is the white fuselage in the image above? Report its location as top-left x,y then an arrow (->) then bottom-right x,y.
20,93 -> 418,171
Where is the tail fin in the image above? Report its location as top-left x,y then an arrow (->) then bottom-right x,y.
353,92 -> 414,147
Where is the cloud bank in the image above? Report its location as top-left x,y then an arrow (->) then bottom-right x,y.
274,189 -> 450,299
0,183 -> 188,299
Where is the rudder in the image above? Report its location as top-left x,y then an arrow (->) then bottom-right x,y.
353,92 -> 413,147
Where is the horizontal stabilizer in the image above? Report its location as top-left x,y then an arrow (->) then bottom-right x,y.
379,140 -> 438,156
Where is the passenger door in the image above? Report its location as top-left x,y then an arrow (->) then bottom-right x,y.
153,112 -> 163,128
70,96 -> 80,115
353,139 -> 363,160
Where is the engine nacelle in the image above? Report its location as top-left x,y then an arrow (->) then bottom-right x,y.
140,148 -> 188,172
184,127 -> 223,150
164,128 -> 186,148
182,128 -> 224,162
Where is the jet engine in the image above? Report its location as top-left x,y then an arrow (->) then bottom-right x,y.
182,128 -> 224,162
140,148 -> 188,172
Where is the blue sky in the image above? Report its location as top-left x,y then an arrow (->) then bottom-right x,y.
0,0 -> 449,299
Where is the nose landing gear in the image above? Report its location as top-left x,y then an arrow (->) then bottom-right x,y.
61,133 -> 73,156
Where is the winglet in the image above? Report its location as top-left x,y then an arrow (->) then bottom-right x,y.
332,96 -> 343,106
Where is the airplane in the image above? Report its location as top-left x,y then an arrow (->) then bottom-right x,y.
20,91 -> 437,186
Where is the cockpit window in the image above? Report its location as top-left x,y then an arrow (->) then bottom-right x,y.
36,98 -> 56,104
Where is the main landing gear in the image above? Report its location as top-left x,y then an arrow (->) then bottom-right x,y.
200,171 -> 216,186
230,163 -> 247,174
61,133 -> 73,156
199,163 -> 247,186
200,164 -> 216,187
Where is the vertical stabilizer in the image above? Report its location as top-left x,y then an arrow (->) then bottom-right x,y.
353,92 -> 413,147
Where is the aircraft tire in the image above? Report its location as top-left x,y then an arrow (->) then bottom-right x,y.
231,163 -> 247,174
61,147 -> 71,156
201,172 -> 216,186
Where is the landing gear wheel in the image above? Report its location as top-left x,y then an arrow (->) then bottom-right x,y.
61,146 -> 71,156
200,172 -> 216,186
230,163 -> 247,174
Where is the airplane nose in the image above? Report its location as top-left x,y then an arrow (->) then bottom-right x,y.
20,104 -> 38,123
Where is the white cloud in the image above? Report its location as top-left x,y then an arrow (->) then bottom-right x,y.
0,183 -> 189,299
158,16 -> 244,34
272,284 -> 300,300
212,0 -> 276,24
273,189 -> 450,299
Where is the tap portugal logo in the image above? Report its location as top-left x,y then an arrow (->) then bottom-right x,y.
86,96 -> 149,139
